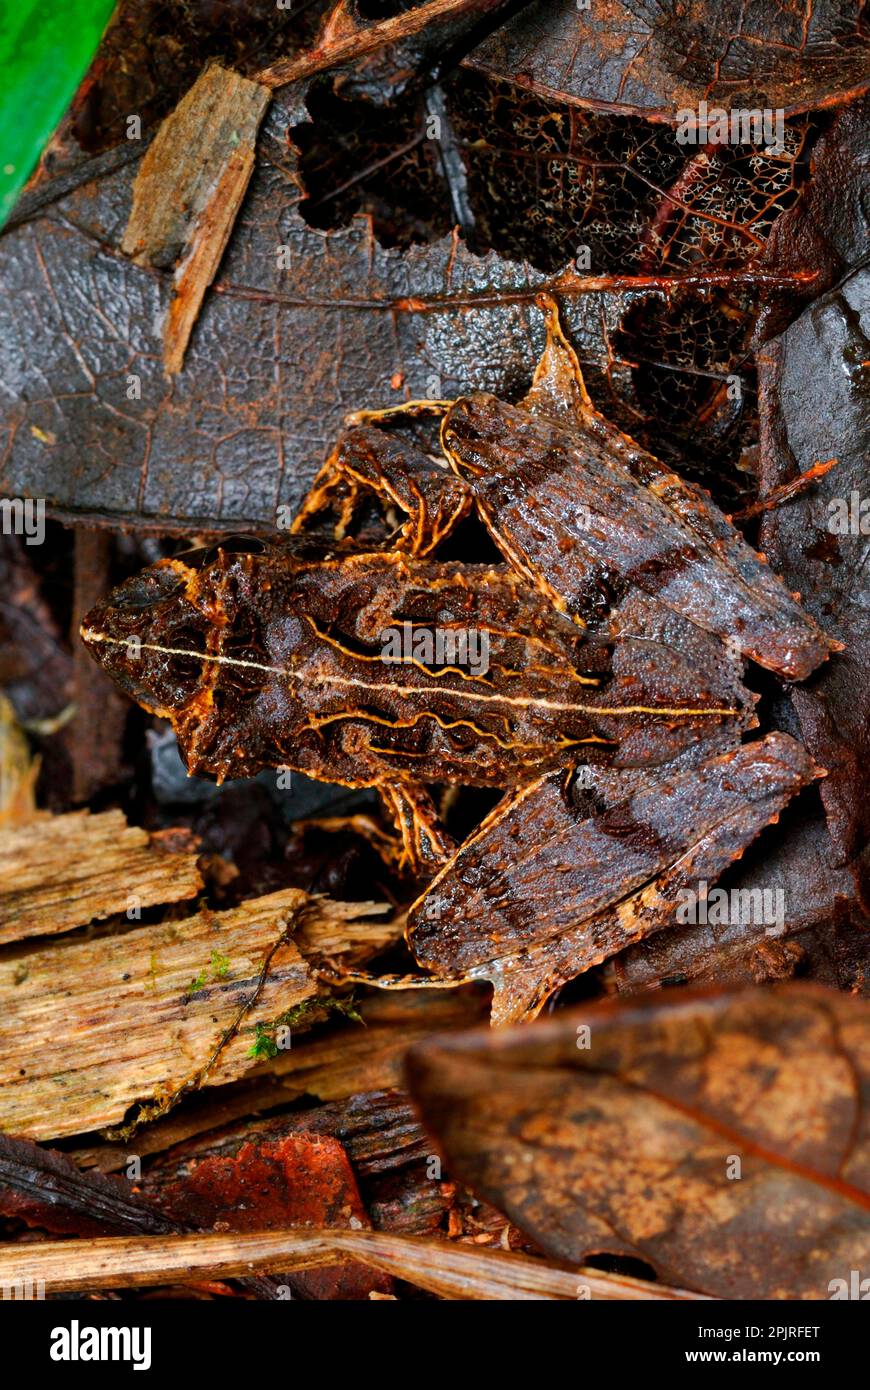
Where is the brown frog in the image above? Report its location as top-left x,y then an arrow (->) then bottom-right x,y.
82,296 -> 830,1021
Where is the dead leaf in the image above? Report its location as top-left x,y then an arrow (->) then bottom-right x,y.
406,981 -> 870,1299
757,269 -> 870,864
466,0 -> 870,118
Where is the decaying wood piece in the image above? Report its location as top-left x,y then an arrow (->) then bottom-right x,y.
0,888 -> 397,1140
0,694 -> 39,829
71,987 -> 489,1172
0,807 -> 202,946
0,1226 -> 710,1300
122,64 -> 271,374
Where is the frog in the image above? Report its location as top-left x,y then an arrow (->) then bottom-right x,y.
81,295 -> 830,1022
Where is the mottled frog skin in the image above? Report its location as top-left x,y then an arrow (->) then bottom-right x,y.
82,296 -> 830,1022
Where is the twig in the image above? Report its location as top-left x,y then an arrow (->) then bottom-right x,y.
0,1227 -> 711,1300
255,0 -> 514,89
732,458 -> 838,522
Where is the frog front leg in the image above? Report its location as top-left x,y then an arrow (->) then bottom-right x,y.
292,413 -> 472,556
291,779 -> 456,879
406,731 -> 818,1024
378,780 -> 457,875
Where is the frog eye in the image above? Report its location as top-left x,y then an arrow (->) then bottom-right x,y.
111,567 -> 186,611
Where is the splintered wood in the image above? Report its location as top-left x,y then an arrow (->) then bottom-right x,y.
122,63 -> 271,374
0,889 -> 397,1141
0,808 -> 202,945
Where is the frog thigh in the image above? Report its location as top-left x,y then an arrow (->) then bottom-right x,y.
407,732 -> 819,1025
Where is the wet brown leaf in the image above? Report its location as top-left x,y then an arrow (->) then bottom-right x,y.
467,0 -> 870,118
757,269 -> 870,863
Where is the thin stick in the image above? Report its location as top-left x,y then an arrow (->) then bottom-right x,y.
731,458 -> 838,522
0,1228 -> 710,1300
255,0 -> 517,89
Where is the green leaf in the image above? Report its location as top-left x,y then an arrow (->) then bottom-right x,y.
0,0 -> 117,227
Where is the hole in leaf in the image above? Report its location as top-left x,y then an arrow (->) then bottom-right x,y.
582,1252 -> 659,1283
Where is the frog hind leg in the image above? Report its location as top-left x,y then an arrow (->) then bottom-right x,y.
292,417 -> 472,556
442,294 -> 837,679
407,732 -> 820,1025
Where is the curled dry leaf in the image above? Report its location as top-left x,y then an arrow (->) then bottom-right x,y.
406,982 -> 870,1299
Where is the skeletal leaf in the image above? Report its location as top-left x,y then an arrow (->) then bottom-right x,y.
406,981 -> 870,1298
466,0 -> 870,117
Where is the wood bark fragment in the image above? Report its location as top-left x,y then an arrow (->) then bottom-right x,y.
0,807 -> 202,946
70,530 -> 129,802
0,1227 -> 711,1300
122,63 -> 271,374
0,888 -> 397,1140
71,987 -> 489,1172
0,1133 -> 179,1236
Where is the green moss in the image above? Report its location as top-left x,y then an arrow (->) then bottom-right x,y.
210,949 -> 231,979
187,949 -> 232,994
244,991 -> 362,1058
